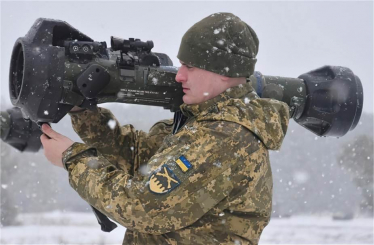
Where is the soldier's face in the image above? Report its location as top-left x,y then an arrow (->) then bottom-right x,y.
176,61 -> 228,105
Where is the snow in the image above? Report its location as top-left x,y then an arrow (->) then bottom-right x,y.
293,171 -> 309,184
213,28 -> 221,34
139,164 -> 150,176
261,215 -> 373,244
31,47 -> 41,56
0,212 -> 126,244
217,40 -> 224,45
0,212 -> 372,244
107,119 -> 116,129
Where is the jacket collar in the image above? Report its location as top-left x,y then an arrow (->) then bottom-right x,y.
180,82 -> 254,117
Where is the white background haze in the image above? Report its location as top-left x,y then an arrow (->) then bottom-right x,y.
0,1 -> 373,244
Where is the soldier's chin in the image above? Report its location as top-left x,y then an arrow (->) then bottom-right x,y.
183,95 -> 207,105
182,95 -> 195,105
182,95 -> 192,104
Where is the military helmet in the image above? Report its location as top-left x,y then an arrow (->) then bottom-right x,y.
177,12 -> 259,77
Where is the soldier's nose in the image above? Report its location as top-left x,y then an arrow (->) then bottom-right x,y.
176,68 -> 187,83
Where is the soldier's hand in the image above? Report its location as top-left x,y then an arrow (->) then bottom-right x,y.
40,124 -> 74,168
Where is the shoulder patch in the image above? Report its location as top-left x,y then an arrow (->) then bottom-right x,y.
149,164 -> 181,194
175,155 -> 192,172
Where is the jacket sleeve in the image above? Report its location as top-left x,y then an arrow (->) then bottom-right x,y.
63,121 -> 262,235
69,107 -> 173,173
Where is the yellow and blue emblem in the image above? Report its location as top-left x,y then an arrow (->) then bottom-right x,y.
149,165 -> 181,194
175,155 -> 192,173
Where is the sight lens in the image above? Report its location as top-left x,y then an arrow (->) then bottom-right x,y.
10,42 -> 24,100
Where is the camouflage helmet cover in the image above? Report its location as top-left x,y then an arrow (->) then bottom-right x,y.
177,12 -> 259,77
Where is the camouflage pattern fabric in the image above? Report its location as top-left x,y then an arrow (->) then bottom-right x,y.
68,108 -> 173,175
64,82 -> 289,245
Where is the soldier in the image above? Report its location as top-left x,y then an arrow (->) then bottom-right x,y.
41,12 -> 289,245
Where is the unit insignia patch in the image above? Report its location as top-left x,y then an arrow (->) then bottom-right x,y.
149,165 -> 181,194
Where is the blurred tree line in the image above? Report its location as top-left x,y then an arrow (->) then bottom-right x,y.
271,112 -> 373,218
1,141 -> 18,226
1,103 -> 373,226
337,135 -> 373,215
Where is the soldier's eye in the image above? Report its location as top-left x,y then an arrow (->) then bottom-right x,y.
180,62 -> 194,70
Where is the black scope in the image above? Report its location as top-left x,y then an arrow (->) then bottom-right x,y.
111,37 -> 154,52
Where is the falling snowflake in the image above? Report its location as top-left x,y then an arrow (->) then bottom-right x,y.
293,171 -> 309,184
139,165 -> 150,176
213,28 -> 221,34
34,49 -> 44,60
217,40 -> 225,45
107,119 -> 116,129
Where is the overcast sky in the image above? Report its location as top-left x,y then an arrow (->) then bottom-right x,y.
1,1 -> 373,114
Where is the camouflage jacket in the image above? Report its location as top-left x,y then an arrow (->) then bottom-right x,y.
63,82 -> 289,245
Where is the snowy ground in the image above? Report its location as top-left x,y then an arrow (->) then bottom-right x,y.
0,211 -> 373,244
